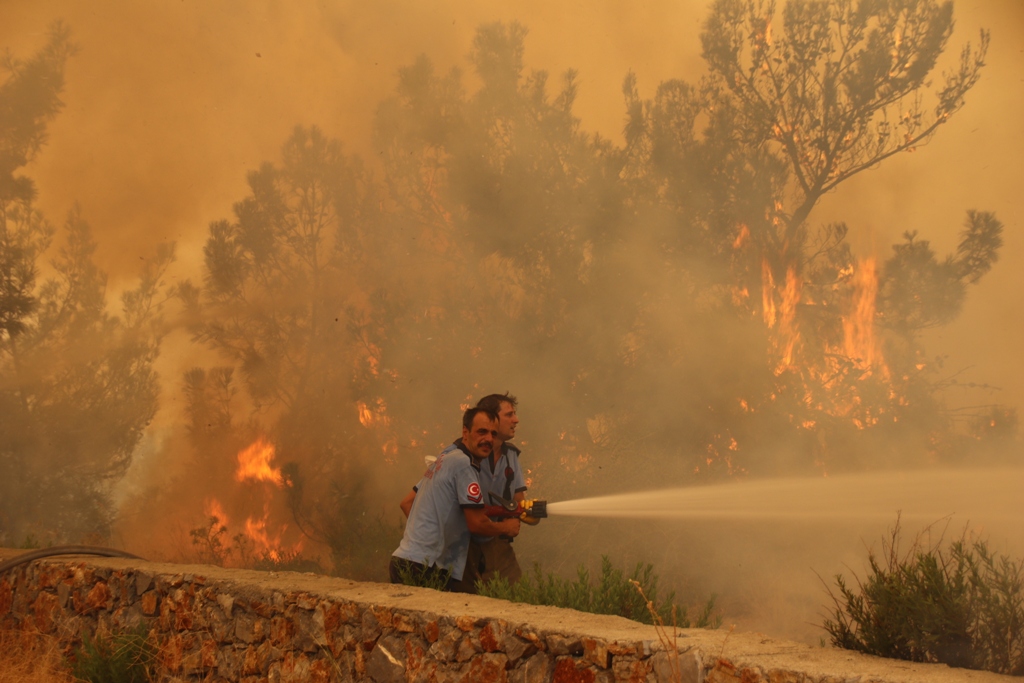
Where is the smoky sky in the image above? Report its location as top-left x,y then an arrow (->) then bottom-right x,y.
5,1 -> 1021,418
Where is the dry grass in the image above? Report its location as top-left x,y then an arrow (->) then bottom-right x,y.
0,630 -> 76,683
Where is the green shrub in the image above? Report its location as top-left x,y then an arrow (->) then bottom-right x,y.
478,555 -> 720,628
824,521 -> 1024,676
72,625 -> 156,683
392,558 -> 452,591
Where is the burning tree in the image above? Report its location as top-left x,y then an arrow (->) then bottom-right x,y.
0,25 -> 174,545
179,126 -> 402,575
612,0 -> 1002,476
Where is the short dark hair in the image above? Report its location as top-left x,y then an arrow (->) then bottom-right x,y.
476,392 -> 518,414
463,406 -> 499,430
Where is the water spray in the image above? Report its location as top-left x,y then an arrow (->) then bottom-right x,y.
541,468 -> 1024,523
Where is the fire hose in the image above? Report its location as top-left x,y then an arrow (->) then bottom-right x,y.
0,546 -> 144,575
482,494 -> 547,525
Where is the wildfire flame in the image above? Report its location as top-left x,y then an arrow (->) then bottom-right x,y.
197,438 -> 307,565
701,253 -> 899,476
762,259 -> 802,373
842,258 -> 883,373
235,437 -> 284,487
204,498 -> 229,526
243,503 -> 302,562
357,398 -> 391,428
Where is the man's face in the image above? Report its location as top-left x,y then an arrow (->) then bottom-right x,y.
463,413 -> 498,459
495,401 -> 519,442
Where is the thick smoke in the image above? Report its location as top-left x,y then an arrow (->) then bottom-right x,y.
2,0 -> 1022,643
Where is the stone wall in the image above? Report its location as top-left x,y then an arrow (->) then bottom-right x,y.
0,549 -> 1013,683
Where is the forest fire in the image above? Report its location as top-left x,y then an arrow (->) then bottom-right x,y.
235,437 -> 284,487
700,255 -> 903,477
191,439 -> 304,565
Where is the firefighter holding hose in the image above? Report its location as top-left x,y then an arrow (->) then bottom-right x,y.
390,406 -> 521,590
399,392 -> 534,592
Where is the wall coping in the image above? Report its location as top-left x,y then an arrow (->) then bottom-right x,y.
0,548 -> 1016,683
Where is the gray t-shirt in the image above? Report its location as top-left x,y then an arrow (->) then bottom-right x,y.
393,443 -> 484,580
437,440 -> 527,543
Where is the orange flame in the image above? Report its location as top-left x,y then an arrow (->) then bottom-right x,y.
357,398 -> 391,428
204,498 -> 229,526
733,224 -> 750,249
235,437 -> 284,487
776,267 -> 801,369
761,259 -> 777,328
242,503 -> 295,562
842,258 -> 882,370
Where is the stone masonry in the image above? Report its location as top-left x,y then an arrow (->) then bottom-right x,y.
0,549 -> 1014,683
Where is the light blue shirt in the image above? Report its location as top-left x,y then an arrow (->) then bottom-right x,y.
392,443 -> 484,580
437,440 -> 527,543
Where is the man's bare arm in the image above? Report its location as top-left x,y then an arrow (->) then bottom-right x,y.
464,508 -> 520,538
399,489 -> 416,518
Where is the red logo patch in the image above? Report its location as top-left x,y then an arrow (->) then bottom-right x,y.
467,482 -> 482,503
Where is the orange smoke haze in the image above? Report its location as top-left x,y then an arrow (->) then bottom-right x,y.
4,0 -> 1019,394
4,2 -> 1021,414
3,0 -> 1023,644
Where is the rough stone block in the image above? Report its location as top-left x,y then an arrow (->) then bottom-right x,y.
583,638 -> 610,669
140,589 -> 159,616
460,653 -> 509,683
241,643 -> 268,676
367,636 -> 407,683
339,600 -> 361,625
480,619 -> 508,652
235,612 -> 268,644
362,607 -> 384,642
503,633 -> 535,664
393,611 -> 417,632
293,609 -> 318,652
429,628 -> 461,662
510,653 -> 553,683
611,656 -> 651,683
455,615 -> 477,632
216,644 -> 243,679
456,635 -> 479,662
294,592 -> 317,610
403,634 -> 429,678
57,581 -> 71,609
552,657 -> 605,683
307,657 -> 333,683
515,628 -> 546,651
547,633 -> 584,656
332,648 -> 357,680
217,593 -> 234,617
36,566 -> 58,590
135,572 -> 154,596
158,592 -> 177,631
0,578 -> 12,614
251,598 -> 273,618
607,642 -> 638,657
32,591 -> 61,632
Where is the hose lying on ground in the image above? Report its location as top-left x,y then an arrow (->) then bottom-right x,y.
0,546 -> 143,574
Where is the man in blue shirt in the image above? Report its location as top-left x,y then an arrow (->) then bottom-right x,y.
399,393 -> 530,592
390,407 -> 521,589
454,393 -> 528,590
